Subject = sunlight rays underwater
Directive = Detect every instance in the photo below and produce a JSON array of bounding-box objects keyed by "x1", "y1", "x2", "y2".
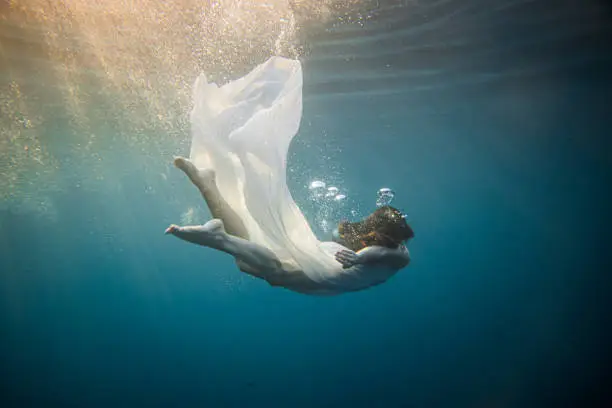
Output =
[
  {"x1": 0, "y1": 0, "x2": 385, "y2": 220},
  {"x1": 0, "y1": 0, "x2": 394, "y2": 300}
]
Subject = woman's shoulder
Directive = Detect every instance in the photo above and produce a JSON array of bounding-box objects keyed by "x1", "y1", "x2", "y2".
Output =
[
  {"x1": 358, "y1": 244, "x2": 410, "y2": 269},
  {"x1": 358, "y1": 243, "x2": 408, "y2": 256}
]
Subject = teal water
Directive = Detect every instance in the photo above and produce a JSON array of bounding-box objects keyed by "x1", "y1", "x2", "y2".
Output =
[{"x1": 1, "y1": 1, "x2": 611, "y2": 407}]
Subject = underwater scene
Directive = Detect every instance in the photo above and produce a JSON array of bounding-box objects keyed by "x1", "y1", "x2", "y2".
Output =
[{"x1": 1, "y1": 0, "x2": 610, "y2": 407}]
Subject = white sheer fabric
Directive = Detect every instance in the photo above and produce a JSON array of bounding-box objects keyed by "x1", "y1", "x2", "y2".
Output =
[{"x1": 188, "y1": 56, "x2": 342, "y2": 283}]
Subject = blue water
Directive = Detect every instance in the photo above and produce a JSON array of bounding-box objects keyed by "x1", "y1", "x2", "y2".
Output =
[{"x1": 1, "y1": 1, "x2": 611, "y2": 407}]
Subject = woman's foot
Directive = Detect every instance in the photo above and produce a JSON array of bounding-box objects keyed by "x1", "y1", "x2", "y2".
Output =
[
  {"x1": 165, "y1": 219, "x2": 227, "y2": 246},
  {"x1": 173, "y1": 156, "x2": 198, "y2": 176},
  {"x1": 173, "y1": 156, "x2": 216, "y2": 190},
  {"x1": 200, "y1": 218, "x2": 225, "y2": 235},
  {"x1": 166, "y1": 218, "x2": 225, "y2": 235},
  {"x1": 165, "y1": 224, "x2": 180, "y2": 235}
]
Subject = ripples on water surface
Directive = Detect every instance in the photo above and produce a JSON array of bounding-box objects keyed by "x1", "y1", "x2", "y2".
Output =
[{"x1": 1, "y1": 0, "x2": 609, "y2": 216}]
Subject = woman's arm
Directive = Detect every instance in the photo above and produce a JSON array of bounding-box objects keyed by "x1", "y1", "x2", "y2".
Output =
[{"x1": 335, "y1": 245, "x2": 410, "y2": 270}]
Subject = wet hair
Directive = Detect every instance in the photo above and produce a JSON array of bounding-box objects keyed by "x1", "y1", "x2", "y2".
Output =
[{"x1": 337, "y1": 206, "x2": 414, "y2": 252}]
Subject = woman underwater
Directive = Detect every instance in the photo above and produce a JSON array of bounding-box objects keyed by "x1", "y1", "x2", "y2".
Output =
[{"x1": 165, "y1": 57, "x2": 414, "y2": 296}]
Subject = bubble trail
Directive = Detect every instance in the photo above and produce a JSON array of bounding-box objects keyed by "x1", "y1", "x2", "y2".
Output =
[{"x1": 376, "y1": 187, "x2": 394, "y2": 207}]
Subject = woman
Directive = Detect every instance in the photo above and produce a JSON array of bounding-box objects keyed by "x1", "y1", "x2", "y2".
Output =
[{"x1": 165, "y1": 56, "x2": 414, "y2": 295}]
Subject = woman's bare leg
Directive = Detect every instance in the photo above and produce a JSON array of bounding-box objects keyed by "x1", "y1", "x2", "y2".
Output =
[
  {"x1": 173, "y1": 156, "x2": 249, "y2": 240},
  {"x1": 171, "y1": 157, "x2": 269, "y2": 276},
  {"x1": 168, "y1": 157, "x2": 317, "y2": 291},
  {"x1": 165, "y1": 220, "x2": 317, "y2": 291},
  {"x1": 165, "y1": 219, "x2": 282, "y2": 280}
]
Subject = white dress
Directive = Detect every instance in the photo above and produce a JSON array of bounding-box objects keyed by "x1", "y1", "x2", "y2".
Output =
[{"x1": 188, "y1": 56, "x2": 401, "y2": 294}]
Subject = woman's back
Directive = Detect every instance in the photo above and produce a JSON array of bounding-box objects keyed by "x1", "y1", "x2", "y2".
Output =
[{"x1": 311, "y1": 241, "x2": 403, "y2": 294}]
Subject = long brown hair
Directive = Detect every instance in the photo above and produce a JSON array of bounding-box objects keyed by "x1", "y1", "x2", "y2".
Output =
[{"x1": 337, "y1": 206, "x2": 414, "y2": 252}]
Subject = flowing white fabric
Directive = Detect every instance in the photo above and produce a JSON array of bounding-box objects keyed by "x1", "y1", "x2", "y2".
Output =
[{"x1": 188, "y1": 56, "x2": 341, "y2": 284}]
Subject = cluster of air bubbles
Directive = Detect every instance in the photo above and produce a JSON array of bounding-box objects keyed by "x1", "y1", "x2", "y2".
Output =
[
  {"x1": 376, "y1": 187, "x2": 395, "y2": 207},
  {"x1": 325, "y1": 186, "x2": 338, "y2": 198},
  {"x1": 308, "y1": 179, "x2": 351, "y2": 234},
  {"x1": 308, "y1": 180, "x2": 325, "y2": 198},
  {"x1": 309, "y1": 180, "x2": 346, "y2": 203}
]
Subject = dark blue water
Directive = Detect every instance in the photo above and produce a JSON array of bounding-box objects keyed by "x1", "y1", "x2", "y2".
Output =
[{"x1": 1, "y1": 1, "x2": 611, "y2": 407}]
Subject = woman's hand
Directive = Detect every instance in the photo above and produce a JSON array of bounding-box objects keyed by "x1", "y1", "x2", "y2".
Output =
[
  {"x1": 165, "y1": 224, "x2": 180, "y2": 235},
  {"x1": 335, "y1": 249, "x2": 361, "y2": 269}
]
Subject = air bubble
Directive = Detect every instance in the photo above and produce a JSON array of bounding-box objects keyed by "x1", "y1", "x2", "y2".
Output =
[
  {"x1": 306, "y1": 180, "x2": 351, "y2": 236},
  {"x1": 309, "y1": 180, "x2": 325, "y2": 189},
  {"x1": 309, "y1": 180, "x2": 326, "y2": 198},
  {"x1": 376, "y1": 187, "x2": 395, "y2": 207},
  {"x1": 325, "y1": 186, "x2": 339, "y2": 198}
]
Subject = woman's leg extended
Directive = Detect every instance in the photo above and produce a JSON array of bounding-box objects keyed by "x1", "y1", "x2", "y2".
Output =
[
  {"x1": 174, "y1": 156, "x2": 249, "y2": 240},
  {"x1": 165, "y1": 219, "x2": 282, "y2": 280}
]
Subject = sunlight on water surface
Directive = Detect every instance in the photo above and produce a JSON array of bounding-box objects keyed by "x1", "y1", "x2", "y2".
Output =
[{"x1": 0, "y1": 0, "x2": 385, "y2": 215}]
